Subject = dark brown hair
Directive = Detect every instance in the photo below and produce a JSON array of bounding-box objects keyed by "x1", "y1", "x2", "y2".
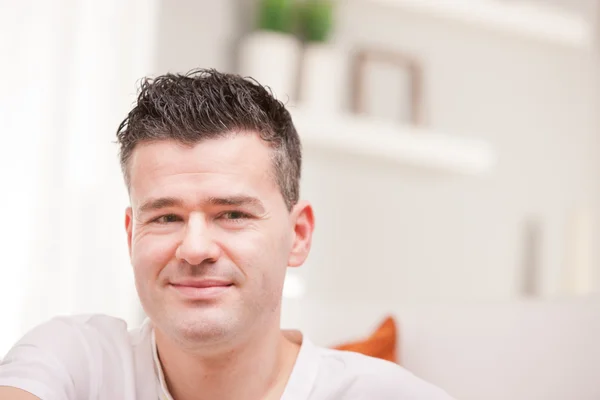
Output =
[{"x1": 116, "y1": 68, "x2": 302, "y2": 209}]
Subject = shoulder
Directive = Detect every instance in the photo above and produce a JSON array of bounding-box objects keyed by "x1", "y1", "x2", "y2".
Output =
[
  {"x1": 0, "y1": 314, "x2": 147, "y2": 400},
  {"x1": 4, "y1": 314, "x2": 138, "y2": 361},
  {"x1": 15, "y1": 314, "x2": 131, "y2": 344},
  {"x1": 314, "y1": 347, "x2": 454, "y2": 399}
]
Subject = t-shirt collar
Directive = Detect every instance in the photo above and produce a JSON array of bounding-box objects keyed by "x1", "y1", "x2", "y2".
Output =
[{"x1": 151, "y1": 329, "x2": 320, "y2": 400}]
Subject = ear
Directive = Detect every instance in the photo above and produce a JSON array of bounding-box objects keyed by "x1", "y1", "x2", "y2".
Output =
[
  {"x1": 288, "y1": 200, "x2": 315, "y2": 268},
  {"x1": 125, "y1": 207, "x2": 133, "y2": 258}
]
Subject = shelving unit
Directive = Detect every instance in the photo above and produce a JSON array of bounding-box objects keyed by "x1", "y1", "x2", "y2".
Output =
[
  {"x1": 291, "y1": 107, "x2": 496, "y2": 176},
  {"x1": 366, "y1": 0, "x2": 592, "y2": 49}
]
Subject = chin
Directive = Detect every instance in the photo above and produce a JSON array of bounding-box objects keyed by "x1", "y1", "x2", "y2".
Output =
[{"x1": 167, "y1": 307, "x2": 240, "y2": 344}]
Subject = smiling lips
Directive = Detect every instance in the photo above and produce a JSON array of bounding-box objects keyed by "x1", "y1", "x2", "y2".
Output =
[{"x1": 169, "y1": 279, "x2": 233, "y2": 300}]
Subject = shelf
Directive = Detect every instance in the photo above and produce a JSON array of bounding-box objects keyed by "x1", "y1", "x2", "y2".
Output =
[
  {"x1": 291, "y1": 108, "x2": 496, "y2": 176},
  {"x1": 365, "y1": 0, "x2": 592, "y2": 49}
]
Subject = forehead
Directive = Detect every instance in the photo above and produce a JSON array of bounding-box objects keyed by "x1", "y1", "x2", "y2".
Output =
[{"x1": 127, "y1": 134, "x2": 277, "y2": 203}]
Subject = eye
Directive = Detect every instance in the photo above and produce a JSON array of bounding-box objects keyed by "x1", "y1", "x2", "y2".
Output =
[
  {"x1": 152, "y1": 214, "x2": 182, "y2": 224},
  {"x1": 220, "y1": 211, "x2": 252, "y2": 221}
]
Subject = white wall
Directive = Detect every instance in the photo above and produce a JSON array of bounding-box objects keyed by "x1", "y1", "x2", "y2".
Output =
[
  {"x1": 154, "y1": 0, "x2": 240, "y2": 74},
  {"x1": 149, "y1": 0, "x2": 600, "y2": 324},
  {"x1": 293, "y1": 1, "x2": 600, "y2": 310},
  {"x1": 508, "y1": 0, "x2": 598, "y2": 22}
]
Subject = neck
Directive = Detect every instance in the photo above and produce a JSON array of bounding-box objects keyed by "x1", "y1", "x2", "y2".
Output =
[{"x1": 154, "y1": 318, "x2": 300, "y2": 400}]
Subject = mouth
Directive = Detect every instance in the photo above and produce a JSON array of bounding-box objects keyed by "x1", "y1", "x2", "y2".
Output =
[{"x1": 168, "y1": 279, "x2": 234, "y2": 300}]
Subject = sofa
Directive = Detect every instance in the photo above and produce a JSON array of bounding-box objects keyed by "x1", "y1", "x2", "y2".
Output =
[{"x1": 285, "y1": 296, "x2": 600, "y2": 400}]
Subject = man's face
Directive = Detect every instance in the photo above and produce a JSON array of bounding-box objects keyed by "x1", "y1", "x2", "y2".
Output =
[{"x1": 125, "y1": 133, "x2": 313, "y2": 345}]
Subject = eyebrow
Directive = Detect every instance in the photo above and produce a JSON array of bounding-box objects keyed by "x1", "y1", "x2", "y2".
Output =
[
  {"x1": 138, "y1": 197, "x2": 183, "y2": 214},
  {"x1": 138, "y1": 195, "x2": 266, "y2": 214},
  {"x1": 206, "y1": 196, "x2": 265, "y2": 213}
]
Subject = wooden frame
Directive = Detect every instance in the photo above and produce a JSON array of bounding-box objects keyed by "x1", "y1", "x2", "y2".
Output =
[{"x1": 350, "y1": 48, "x2": 425, "y2": 126}]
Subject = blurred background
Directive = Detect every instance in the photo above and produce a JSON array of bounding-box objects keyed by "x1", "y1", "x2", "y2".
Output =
[{"x1": 2, "y1": 0, "x2": 600, "y2": 398}]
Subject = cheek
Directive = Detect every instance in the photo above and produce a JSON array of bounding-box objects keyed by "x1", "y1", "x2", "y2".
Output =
[
  {"x1": 221, "y1": 224, "x2": 290, "y2": 284},
  {"x1": 131, "y1": 230, "x2": 178, "y2": 280},
  {"x1": 218, "y1": 230, "x2": 263, "y2": 271}
]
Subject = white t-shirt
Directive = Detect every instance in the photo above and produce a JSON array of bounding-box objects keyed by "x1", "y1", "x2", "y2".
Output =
[{"x1": 0, "y1": 314, "x2": 452, "y2": 399}]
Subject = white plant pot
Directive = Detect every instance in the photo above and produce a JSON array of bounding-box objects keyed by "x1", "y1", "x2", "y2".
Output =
[
  {"x1": 299, "y1": 43, "x2": 345, "y2": 113},
  {"x1": 238, "y1": 31, "x2": 301, "y2": 103}
]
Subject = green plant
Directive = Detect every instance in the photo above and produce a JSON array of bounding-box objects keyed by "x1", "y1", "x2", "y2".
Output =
[
  {"x1": 300, "y1": 0, "x2": 334, "y2": 43},
  {"x1": 257, "y1": 0, "x2": 295, "y2": 34}
]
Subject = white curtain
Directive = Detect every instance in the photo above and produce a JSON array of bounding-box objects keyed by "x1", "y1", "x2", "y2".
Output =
[{"x1": 0, "y1": 0, "x2": 159, "y2": 355}]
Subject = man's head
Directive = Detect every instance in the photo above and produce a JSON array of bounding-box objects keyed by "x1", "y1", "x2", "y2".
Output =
[
  {"x1": 117, "y1": 69, "x2": 314, "y2": 347},
  {"x1": 117, "y1": 69, "x2": 302, "y2": 210}
]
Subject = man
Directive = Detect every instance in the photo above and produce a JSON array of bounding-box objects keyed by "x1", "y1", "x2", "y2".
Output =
[{"x1": 0, "y1": 69, "x2": 452, "y2": 399}]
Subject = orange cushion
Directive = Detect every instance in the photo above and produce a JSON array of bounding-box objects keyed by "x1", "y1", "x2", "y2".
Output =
[{"x1": 333, "y1": 316, "x2": 398, "y2": 363}]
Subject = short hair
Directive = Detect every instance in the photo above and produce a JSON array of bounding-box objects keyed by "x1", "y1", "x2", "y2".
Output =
[{"x1": 116, "y1": 68, "x2": 302, "y2": 209}]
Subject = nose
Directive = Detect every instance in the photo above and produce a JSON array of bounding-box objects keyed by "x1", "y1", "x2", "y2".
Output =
[{"x1": 175, "y1": 213, "x2": 221, "y2": 266}]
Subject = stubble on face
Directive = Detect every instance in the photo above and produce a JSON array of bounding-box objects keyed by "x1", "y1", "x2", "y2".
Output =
[{"x1": 126, "y1": 134, "x2": 294, "y2": 347}]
